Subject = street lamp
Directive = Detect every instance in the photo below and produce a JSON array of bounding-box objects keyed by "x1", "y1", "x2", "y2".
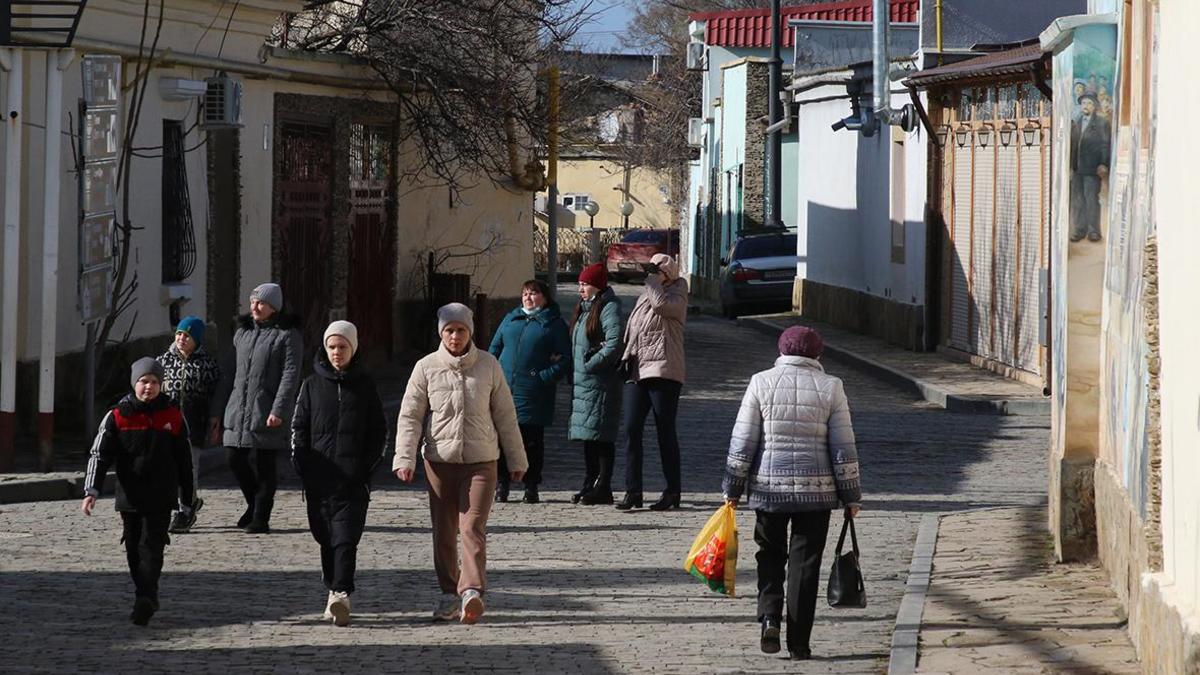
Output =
[
  {"x1": 583, "y1": 200, "x2": 599, "y2": 228},
  {"x1": 620, "y1": 200, "x2": 635, "y2": 229}
]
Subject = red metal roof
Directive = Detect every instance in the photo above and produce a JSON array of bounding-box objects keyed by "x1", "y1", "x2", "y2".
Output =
[{"x1": 692, "y1": 0, "x2": 920, "y2": 48}]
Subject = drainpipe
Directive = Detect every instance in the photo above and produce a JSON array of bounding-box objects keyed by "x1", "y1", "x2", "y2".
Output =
[
  {"x1": 37, "y1": 49, "x2": 75, "y2": 471},
  {"x1": 546, "y1": 66, "x2": 559, "y2": 294},
  {"x1": 872, "y1": 0, "x2": 894, "y2": 126},
  {"x1": 765, "y1": 0, "x2": 784, "y2": 228},
  {"x1": 0, "y1": 48, "x2": 23, "y2": 472}
]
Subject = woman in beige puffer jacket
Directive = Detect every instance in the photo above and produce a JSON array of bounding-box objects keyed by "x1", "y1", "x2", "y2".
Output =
[
  {"x1": 616, "y1": 253, "x2": 689, "y2": 512},
  {"x1": 393, "y1": 303, "x2": 527, "y2": 626}
]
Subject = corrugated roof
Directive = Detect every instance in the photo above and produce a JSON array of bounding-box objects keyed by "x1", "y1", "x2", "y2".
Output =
[
  {"x1": 692, "y1": 0, "x2": 920, "y2": 48},
  {"x1": 904, "y1": 44, "x2": 1046, "y2": 87}
]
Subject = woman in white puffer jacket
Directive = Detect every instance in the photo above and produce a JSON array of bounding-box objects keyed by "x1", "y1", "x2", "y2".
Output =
[
  {"x1": 393, "y1": 303, "x2": 528, "y2": 626},
  {"x1": 722, "y1": 325, "x2": 862, "y2": 662}
]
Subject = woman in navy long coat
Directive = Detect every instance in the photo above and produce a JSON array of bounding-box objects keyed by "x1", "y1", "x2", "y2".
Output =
[{"x1": 488, "y1": 279, "x2": 573, "y2": 503}]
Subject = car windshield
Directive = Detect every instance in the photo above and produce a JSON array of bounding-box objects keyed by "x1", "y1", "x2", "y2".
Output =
[
  {"x1": 733, "y1": 234, "x2": 797, "y2": 260},
  {"x1": 621, "y1": 230, "x2": 667, "y2": 244}
]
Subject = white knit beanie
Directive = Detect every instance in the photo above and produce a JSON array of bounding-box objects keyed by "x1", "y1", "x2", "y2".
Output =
[
  {"x1": 437, "y1": 302, "x2": 474, "y2": 335},
  {"x1": 323, "y1": 320, "x2": 359, "y2": 358}
]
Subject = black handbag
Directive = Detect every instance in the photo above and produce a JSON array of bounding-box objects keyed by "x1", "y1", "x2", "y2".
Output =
[{"x1": 827, "y1": 516, "x2": 867, "y2": 608}]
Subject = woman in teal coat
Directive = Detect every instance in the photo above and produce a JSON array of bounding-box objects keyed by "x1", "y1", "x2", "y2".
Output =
[
  {"x1": 489, "y1": 279, "x2": 573, "y2": 503},
  {"x1": 567, "y1": 264, "x2": 624, "y2": 505}
]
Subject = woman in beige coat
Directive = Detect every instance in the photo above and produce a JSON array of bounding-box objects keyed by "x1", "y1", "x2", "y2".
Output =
[
  {"x1": 393, "y1": 303, "x2": 528, "y2": 625},
  {"x1": 617, "y1": 253, "x2": 689, "y2": 512}
]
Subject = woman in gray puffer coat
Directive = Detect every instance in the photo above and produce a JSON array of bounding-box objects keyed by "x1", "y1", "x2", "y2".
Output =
[
  {"x1": 221, "y1": 282, "x2": 303, "y2": 533},
  {"x1": 722, "y1": 325, "x2": 862, "y2": 662}
]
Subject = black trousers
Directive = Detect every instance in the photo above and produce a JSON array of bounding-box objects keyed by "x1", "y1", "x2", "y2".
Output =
[
  {"x1": 621, "y1": 378, "x2": 682, "y2": 493},
  {"x1": 306, "y1": 493, "x2": 369, "y2": 594},
  {"x1": 227, "y1": 447, "x2": 278, "y2": 524},
  {"x1": 120, "y1": 511, "x2": 171, "y2": 600},
  {"x1": 582, "y1": 440, "x2": 615, "y2": 492},
  {"x1": 755, "y1": 509, "x2": 832, "y2": 651},
  {"x1": 498, "y1": 424, "x2": 545, "y2": 487}
]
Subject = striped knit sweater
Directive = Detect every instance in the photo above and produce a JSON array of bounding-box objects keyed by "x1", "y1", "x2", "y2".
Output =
[{"x1": 722, "y1": 356, "x2": 861, "y2": 512}]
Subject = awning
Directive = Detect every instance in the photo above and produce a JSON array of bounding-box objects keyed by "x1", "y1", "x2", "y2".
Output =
[{"x1": 904, "y1": 44, "x2": 1049, "y2": 88}]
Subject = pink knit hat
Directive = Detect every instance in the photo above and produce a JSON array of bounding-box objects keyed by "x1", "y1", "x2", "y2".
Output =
[{"x1": 778, "y1": 325, "x2": 824, "y2": 359}]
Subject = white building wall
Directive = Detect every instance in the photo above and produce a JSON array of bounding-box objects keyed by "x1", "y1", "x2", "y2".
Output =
[
  {"x1": 1153, "y1": 0, "x2": 1200, "y2": 625},
  {"x1": 792, "y1": 84, "x2": 926, "y2": 306}
]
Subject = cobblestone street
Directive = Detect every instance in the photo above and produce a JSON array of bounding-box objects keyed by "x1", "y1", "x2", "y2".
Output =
[{"x1": 0, "y1": 287, "x2": 1051, "y2": 674}]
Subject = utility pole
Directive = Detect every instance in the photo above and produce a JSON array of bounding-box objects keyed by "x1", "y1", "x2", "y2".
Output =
[{"x1": 765, "y1": 0, "x2": 784, "y2": 229}]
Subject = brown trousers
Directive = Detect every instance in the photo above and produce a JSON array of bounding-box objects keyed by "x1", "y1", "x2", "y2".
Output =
[{"x1": 424, "y1": 459, "x2": 498, "y2": 595}]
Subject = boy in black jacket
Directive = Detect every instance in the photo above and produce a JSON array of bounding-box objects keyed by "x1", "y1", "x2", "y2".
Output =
[
  {"x1": 291, "y1": 321, "x2": 386, "y2": 627},
  {"x1": 81, "y1": 357, "x2": 196, "y2": 626}
]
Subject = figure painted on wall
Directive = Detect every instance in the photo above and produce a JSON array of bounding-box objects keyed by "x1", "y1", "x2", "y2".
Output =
[
  {"x1": 1099, "y1": 93, "x2": 1114, "y2": 121},
  {"x1": 1072, "y1": 80, "x2": 1088, "y2": 120},
  {"x1": 1070, "y1": 92, "x2": 1111, "y2": 243}
]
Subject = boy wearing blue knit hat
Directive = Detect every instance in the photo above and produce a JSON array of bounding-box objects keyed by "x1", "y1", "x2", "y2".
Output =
[{"x1": 158, "y1": 315, "x2": 221, "y2": 533}]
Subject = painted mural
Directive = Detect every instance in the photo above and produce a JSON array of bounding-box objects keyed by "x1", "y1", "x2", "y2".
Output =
[{"x1": 1069, "y1": 33, "x2": 1116, "y2": 243}]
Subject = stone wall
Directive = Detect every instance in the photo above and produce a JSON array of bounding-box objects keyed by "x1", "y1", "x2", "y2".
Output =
[
  {"x1": 800, "y1": 278, "x2": 924, "y2": 351},
  {"x1": 741, "y1": 61, "x2": 769, "y2": 230},
  {"x1": 1095, "y1": 458, "x2": 1200, "y2": 674}
]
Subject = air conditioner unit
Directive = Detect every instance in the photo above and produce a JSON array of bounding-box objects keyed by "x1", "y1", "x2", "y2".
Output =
[
  {"x1": 687, "y1": 117, "x2": 704, "y2": 147},
  {"x1": 686, "y1": 42, "x2": 706, "y2": 72},
  {"x1": 201, "y1": 73, "x2": 243, "y2": 129}
]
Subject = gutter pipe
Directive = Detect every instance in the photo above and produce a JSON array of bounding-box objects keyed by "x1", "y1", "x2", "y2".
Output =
[{"x1": 0, "y1": 48, "x2": 22, "y2": 471}]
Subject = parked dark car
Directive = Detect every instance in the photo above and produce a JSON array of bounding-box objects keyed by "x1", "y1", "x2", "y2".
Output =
[
  {"x1": 606, "y1": 228, "x2": 681, "y2": 282},
  {"x1": 718, "y1": 231, "x2": 799, "y2": 318}
]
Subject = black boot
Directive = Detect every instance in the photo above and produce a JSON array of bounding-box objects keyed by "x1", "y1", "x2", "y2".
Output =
[
  {"x1": 760, "y1": 617, "x2": 781, "y2": 654},
  {"x1": 615, "y1": 492, "x2": 643, "y2": 510},
  {"x1": 521, "y1": 486, "x2": 540, "y2": 504},
  {"x1": 648, "y1": 491, "x2": 681, "y2": 511},
  {"x1": 130, "y1": 597, "x2": 158, "y2": 626},
  {"x1": 581, "y1": 487, "x2": 613, "y2": 505},
  {"x1": 236, "y1": 505, "x2": 253, "y2": 529},
  {"x1": 245, "y1": 497, "x2": 272, "y2": 533},
  {"x1": 495, "y1": 482, "x2": 510, "y2": 503},
  {"x1": 572, "y1": 485, "x2": 593, "y2": 504}
]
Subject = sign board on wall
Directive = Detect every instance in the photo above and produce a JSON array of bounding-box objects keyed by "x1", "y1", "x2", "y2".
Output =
[{"x1": 77, "y1": 55, "x2": 121, "y2": 324}]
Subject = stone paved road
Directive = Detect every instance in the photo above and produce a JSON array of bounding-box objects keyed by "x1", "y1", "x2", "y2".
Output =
[{"x1": 0, "y1": 285, "x2": 1050, "y2": 674}]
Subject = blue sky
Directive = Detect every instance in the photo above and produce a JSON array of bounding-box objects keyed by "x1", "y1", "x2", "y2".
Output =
[{"x1": 567, "y1": 0, "x2": 637, "y2": 53}]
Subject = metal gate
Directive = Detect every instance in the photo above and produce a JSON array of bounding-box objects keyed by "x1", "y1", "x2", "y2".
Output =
[
  {"x1": 347, "y1": 123, "x2": 395, "y2": 360},
  {"x1": 276, "y1": 120, "x2": 334, "y2": 356},
  {"x1": 941, "y1": 83, "x2": 1051, "y2": 379}
]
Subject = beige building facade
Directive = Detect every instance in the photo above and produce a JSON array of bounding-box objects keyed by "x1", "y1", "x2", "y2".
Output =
[{"x1": 0, "y1": 0, "x2": 533, "y2": 455}]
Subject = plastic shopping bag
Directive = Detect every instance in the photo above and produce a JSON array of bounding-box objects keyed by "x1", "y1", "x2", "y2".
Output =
[{"x1": 683, "y1": 503, "x2": 738, "y2": 596}]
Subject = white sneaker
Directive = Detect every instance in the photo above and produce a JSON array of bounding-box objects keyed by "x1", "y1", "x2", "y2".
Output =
[
  {"x1": 432, "y1": 593, "x2": 460, "y2": 621},
  {"x1": 323, "y1": 591, "x2": 336, "y2": 620},
  {"x1": 329, "y1": 591, "x2": 351, "y2": 627},
  {"x1": 460, "y1": 589, "x2": 484, "y2": 625}
]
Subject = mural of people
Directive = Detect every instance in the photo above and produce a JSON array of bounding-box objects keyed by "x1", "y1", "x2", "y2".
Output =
[{"x1": 1069, "y1": 92, "x2": 1111, "y2": 242}]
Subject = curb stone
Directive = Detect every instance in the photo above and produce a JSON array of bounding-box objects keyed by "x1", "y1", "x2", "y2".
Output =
[
  {"x1": 738, "y1": 317, "x2": 1049, "y2": 416},
  {"x1": 888, "y1": 513, "x2": 940, "y2": 675}
]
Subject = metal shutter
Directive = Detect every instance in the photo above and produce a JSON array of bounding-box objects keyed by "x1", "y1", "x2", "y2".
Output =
[
  {"x1": 971, "y1": 143, "x2": 995, "y2": 359},
  {"x1": 949, "y1": 142, "x2": 973, "y2": 351},
  {"x1": 994, "y1": 140, "x2": 1019, "y2": 368},
  {"x1": 1017, "y1": 141, "x2": 1045, "y2": 374}
]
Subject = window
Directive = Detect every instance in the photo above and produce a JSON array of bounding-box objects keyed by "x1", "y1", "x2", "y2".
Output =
[
  {"x1": 161, "y1": 120, "x2": 197, "y2": 283},
  {"x1": 733, "y1": 234, "x2": 797, "y2": 260},
  {"x1": 620, "y1": 229, "x2": 667, "y2": 244},
  {"x1": 561, "y1": 193, "x2": 591, "y2": 211},
  {"x1": 890, "y1": 132, "x2": 906, "y2": 264}
]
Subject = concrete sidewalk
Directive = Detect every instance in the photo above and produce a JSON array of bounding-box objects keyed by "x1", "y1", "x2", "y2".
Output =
[
  {"x1": 740, "y1": 313, "x2": 1049, "y2": 415},
  {"x1": 903, "y1": 507, "x2": 1140, "y2": 674}
]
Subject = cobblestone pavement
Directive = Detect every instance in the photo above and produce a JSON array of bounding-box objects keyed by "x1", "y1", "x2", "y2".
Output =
[
  {"x1": 917, "y1": 508, "x2": 1139, "y2": 674},
  {"x1": 0, "y1": 286, "x2": 1051, "y2": 674}
]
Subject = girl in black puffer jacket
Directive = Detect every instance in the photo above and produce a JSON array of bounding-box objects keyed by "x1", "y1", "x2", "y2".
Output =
[{"x1": 291, "y1": 321, "x2": 387, "y2": 627}]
